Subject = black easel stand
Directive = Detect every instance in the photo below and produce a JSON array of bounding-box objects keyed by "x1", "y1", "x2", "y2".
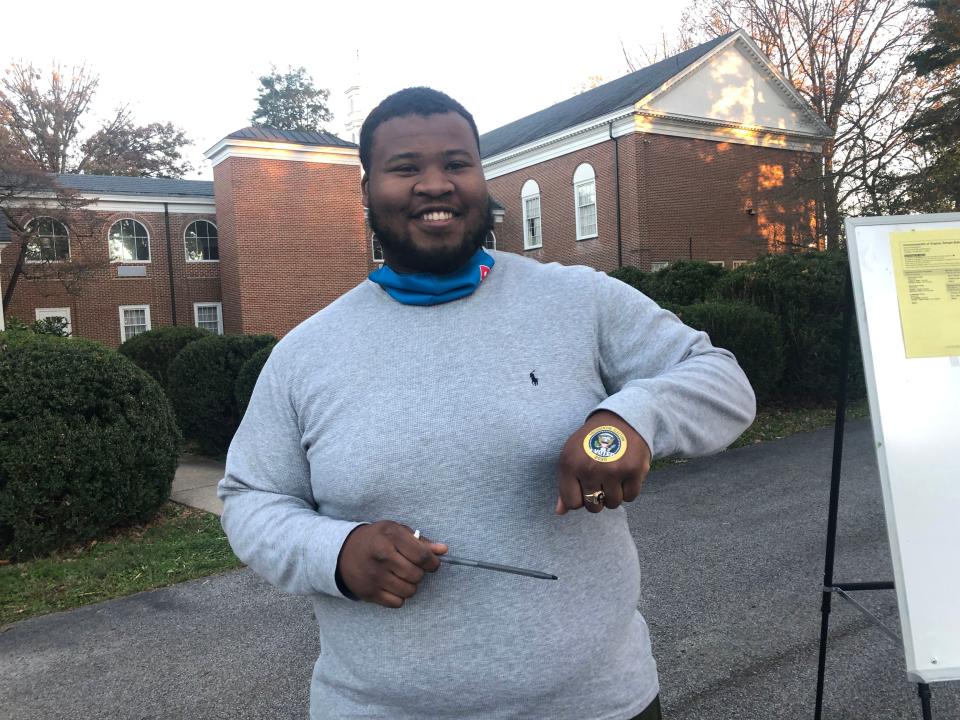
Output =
[{"x1": 812, "y1": 272, "x2": 933, "y2": 720}]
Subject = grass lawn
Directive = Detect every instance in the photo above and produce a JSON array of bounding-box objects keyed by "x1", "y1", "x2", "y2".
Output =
[
  {"x1": 0, "y1": 502, "x2": 242, "y2": 627},
  {"x1": 1, "y1": 399, "x2": 870, "y2": 627}
]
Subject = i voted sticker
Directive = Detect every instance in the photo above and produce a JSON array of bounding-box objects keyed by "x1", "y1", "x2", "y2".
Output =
[{"x1": 583, "y1": 426, "x2": 627, "y2": 462}]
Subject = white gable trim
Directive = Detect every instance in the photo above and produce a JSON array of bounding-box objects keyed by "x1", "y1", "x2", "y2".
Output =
[
  {"x1": 483, "y1": 110, "x2": 635, "y2": 180},
  {"x1": 636, "y1": 30, "x2": 832, "y2": 138},
  {"x1": 4, "y1": 194, "x2": 215, "y2": 214},
  {"x1": 633, "y1": 110, "x2": 825, "y2": 152},
  {"x1": 482, "y1": 29, "x2": 831, "y2": 179},
  {"x1": 204, "y1": 138, "x2": 361, "y2": 168}
]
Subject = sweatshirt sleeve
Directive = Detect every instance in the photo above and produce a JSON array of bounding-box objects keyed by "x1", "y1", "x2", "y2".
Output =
[
  {"x1": 590, "y1": 272, "x2": 756, "y2": 459},
  {"x1": 217, "y1": 353, "x2": 363, "y2": 598}
]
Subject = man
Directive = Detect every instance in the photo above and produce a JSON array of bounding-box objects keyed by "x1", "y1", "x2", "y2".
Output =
[{"x1": 219, "y1": 87, "x2": 755, "y2": 719}]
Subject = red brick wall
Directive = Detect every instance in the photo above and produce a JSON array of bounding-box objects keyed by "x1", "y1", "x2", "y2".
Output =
[
  {"x1": 486, "y1": 132, "x2": 820, "y2": 271},
  {"x1": 1, "y1": 207, "x2": 220, "y2": 347},
  {"x1": 213, "y1": 156, "x2": 371, "y2": 337},
  {"x1": 486, "y1": 143, "x2": 622, "y2": 271}
]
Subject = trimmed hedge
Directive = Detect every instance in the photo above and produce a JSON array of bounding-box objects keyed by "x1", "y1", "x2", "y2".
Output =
[
  {"x1": 674, "y1": 301, "x2": 785, "y2": 402},
  {"x1": 610, "y1": 261, "x2": 727, "y2": 305},
  {"x1": 235, "y1": 343, "x2": 276, "y2": 419},
  {"x1": 118, "y1": 325, "x2": 212, "y2": 388},
  {"x1": 0, "y1": 334, "x2": 181, "y2": 560},
  {"x1": 716, "y1": 249, "x2": 864, "y2": 401},
  {"x1": 167, "y1": 334, "x2": 277, "y2": 455}
]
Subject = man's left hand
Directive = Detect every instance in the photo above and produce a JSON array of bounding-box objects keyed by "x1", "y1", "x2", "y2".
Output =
[{"x1": 556, "y1": 410, "x2": 651, "y2": 514}]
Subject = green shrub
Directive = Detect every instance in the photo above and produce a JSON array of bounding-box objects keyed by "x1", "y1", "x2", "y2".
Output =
[
  {"x1": 2, "y1": 316, "x2": 69, "y2": 337},
  {"x1": 118, "y1": 325, "x2": 212, "y2": 388},
  {"x1": 167, "y1": 334, "x2": 277, "y2": 455},
  {"x1": 610, "y1": 261, "x2": 727, "y2": 305},
  {"x1": 0, "y1": 334, "x2": 181, "y2": 560},
  {"x1": 716, "y1": 249, "x2": 864, "y2": 401},
  {"x1": 235, "y1": 343, "x2": 276, "y2": 419},
  {"x1": 674, "y1": 301, "x2": 785, "y2": 402}
]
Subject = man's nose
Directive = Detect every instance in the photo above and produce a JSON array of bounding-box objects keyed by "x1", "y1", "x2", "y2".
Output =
[{"x1": 414, "y1": 166, "x2": 454, "y2": 196}]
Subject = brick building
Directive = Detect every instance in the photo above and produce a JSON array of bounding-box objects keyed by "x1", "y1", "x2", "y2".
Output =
[
  {"x1": 481, "y1": 29, "x2": 831, "y2": 270},
  {"x1": 0, "y1": 30, "x2": 829, "y2": 345}
]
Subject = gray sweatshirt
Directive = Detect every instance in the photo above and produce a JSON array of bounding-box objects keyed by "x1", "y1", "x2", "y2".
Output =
[{"x1": 219, "y1": 250, "x2": 756, "y2": 719}]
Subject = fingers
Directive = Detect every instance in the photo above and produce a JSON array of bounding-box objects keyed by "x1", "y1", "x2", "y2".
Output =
[
  {"x1": 557, "y1": 462, "x2": 583, "y2": 515},
  {"x1": 338, "y1": 521, "x2": 448, "y2": 609}
]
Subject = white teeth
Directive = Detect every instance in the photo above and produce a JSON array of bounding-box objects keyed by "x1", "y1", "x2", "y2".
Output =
[{"x1": 421, "y1": 211, "x2": 453, "y2": 221}]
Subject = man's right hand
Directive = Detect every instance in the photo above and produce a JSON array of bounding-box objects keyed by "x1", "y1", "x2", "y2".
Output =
[{"x1": 337, "y1": 521, "x2": 448, "y2": 608}]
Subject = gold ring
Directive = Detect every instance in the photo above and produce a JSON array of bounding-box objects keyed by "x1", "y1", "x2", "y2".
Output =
[{"x1": 583, "y1": 490, "x2": 605, "y2": 505}]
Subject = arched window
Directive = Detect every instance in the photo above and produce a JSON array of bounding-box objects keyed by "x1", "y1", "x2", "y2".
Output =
[
  {"x1": 521, "y1": 179, "x2": 542, "y2": 250},
  {"x1": 108, "y1": 219, "x2": 150, "y2": 262},
  {"x1": 184, "y1": 220, "x2": 219, "y2": 262},
  {"x1": 25, "y1": 217, "x2": 70, "y2": 262},
  {"x1": 573, "y1": 164, "x2": 597, "y2": 240}
]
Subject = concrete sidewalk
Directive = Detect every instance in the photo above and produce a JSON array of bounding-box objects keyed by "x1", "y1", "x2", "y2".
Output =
[{"x1": 170, "y1": 454, "x2": 224, "y2": 516}]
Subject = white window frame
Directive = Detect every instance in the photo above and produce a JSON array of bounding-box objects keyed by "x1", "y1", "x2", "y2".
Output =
[
  {"x1": 35, "y1": 307, "x2": 72, "y2": 335},
  {"x1": 371, "y1": 234, "x2": 383, "y2": 263},
  {"x1": 651, "y1": 261, "x2": 669, "y2": 272},
  {"x1": 183, "y1": 220, "x2": 219, "y2": 263},
  {"x1": 732, "y1": 260, "x2": 751, "y2": 269},
  {"x1": 193, "y1": 302, "x2": 223, "y2": 335},
  {"x1": 109, "y1": 219, "x2": 151, "y2": 264},
  {"x1": 521, "y1": 179, "x2": 542, "y2": 250},
  {"x1": 24, "y1": 217, "x2": 71, "y2": 264},
  {"x1": 708, "y1": 260, "x2": 726, "y2": 268},
  {"x1": 118, "y1": 304, "x2": 152, "y2": 342},
  {"x1": 484, "y1": 231, "x2": 497, "y2": 251},
  {"x1": 573, "y1": 164, "x2": 598, "y2": 240}
]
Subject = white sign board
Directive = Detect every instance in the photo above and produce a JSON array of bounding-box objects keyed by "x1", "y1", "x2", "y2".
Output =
[{"x1": 846, "y1": 213, "x2": 960, "y2": 684}]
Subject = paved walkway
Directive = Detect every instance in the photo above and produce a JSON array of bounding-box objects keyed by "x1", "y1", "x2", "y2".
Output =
[
  {"x1": 170, "y1": 454, "x2": 224, "y2": 516},
  {"x1": 2, "y1": 420, "x2": 958, "y2": 718}
]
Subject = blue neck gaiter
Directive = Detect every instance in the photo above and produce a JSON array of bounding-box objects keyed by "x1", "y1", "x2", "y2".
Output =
[{"x1": 369, "y1": 248, "x2": 495, "y2": 306}]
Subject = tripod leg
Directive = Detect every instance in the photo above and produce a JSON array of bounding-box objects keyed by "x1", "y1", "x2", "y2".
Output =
[
  {"x1": 814, "y1": 590, "x2": 833, "y2": 720},
  {"x1": 917, "y1": 683, "x2": 932, "y2": 720}
]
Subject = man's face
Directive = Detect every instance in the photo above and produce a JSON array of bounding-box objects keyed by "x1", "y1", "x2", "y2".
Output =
[{"x1": 362, "y1": 112, "x2": 491, "y2": 274}]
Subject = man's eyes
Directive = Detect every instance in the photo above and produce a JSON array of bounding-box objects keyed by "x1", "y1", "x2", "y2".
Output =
[{"x1": 387, "y1": 161, "x2": 471, "y2": 174}]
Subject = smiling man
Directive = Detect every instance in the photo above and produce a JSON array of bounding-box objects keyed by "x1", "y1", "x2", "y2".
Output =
[{"x1": 219, "y1": 87, "x2": 756, "y2": 719}]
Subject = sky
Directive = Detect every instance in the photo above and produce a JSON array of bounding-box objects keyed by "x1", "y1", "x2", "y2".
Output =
[{"x1": 3, "y1": 0, "x2": 687, "y2": 178}]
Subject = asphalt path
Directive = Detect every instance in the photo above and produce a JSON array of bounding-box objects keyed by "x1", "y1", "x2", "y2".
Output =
[{"x1": 1, "y1": 419, "x2": 958, "y2": 719}]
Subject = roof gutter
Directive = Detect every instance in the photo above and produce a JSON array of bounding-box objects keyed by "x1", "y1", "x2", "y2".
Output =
[
  {"x1": 163, "y1": 203, "x2": 177, "y2": 325},
  {"x1": 609, "y1": 121, "x2": 623, "y2": 269}
]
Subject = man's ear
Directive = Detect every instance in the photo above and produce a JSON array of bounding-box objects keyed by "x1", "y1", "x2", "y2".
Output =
[{"x1": 361, "y1": 174, "x2": 369, "y2": 207}]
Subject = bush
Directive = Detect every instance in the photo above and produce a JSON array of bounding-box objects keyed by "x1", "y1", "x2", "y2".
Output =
[
  {"x1": 610, "y1": 261, "x2": 727, "y2": 305},
  {"x1": 0, "y1": 334, "x2": 181, "y2": 560},
  {"x1": 118, "y1": 325, "x2": 212, "y2": 388},
  {"x1": 167, "y1": 334, "x2": 277, "y2": 455},
  {"x1": 674, "y1": 301, "x2": 785, "y2": 402},
  {"x1": 3, "y1": 316, "x2": 70, "y2": 337},
  {"x1": 235, "y1": 343, "x2": 276, "y2": 419},
  {"x1": 716, "y1": 249, "x2": 864, "y2": 401}
]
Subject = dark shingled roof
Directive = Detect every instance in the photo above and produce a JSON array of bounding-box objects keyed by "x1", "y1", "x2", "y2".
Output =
[
  {"x1": 227, "y1": 126, "x2": 357, "y2": 148},
  {"x1": 479, "y1": 32, "x2": 735, "y2": 159},
  {"x1": 0, "y1": 219, "x2": 10, "y2": 244},
  {"x1": 54, "y1": 174, "x2": 213, "y2": 197}
]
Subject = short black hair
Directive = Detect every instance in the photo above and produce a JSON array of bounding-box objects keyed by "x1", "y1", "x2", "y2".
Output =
[{"x1": 359, "y1": 87, "x2": 480, "y2": 173}]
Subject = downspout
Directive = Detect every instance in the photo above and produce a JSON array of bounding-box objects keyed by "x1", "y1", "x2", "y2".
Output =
[
  {"x1": 163, "y1": 203, "x2": 177, "y2": 325},
  {"x1": 608, "y1": 121, "x2": 623, "y2": 269}
]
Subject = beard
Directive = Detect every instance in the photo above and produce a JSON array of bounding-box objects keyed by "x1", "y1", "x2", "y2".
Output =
[{"x1": 369, "y1": 195, "x2": 495, "y2": 275}]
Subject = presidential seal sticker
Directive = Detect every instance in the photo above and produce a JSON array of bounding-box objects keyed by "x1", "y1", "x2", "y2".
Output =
[{"x1": 583, "y1": 426, "x2": 627, "y2": 463}]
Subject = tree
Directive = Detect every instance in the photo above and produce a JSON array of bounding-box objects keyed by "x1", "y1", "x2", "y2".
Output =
[
  {"x1": 1, "y1": 121, "x2": 99, "y2": 309},
  {"x1": 251, "y1": 65, "x2": 333, "y2": 132},
  {"x1": 898, "y1": 0, "x2": 960, "y2": 210},
  {"x1": 670, "y1": 0, "x2": 942, "y2": 246},
  {"x1": 0, "y1": 61, "x2": 193, "y2": 177}
]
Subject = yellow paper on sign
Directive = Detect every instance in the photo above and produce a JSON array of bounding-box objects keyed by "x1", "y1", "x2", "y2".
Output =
[{"x1": 890, "y1": 229, "x2": 960, "y2": 358}]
